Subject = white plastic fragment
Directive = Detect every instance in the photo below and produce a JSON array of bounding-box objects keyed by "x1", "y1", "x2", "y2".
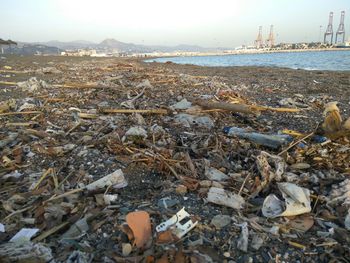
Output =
[
  {"x1": 345, "y1": 210, "x2": 350, "y2": 231},
  {"x1": 86, "y1": 169, "x2": 127, "y2": 191},
  {"x1": 0, "y1": 223, "x2": 5, "y2": 232},
  {"x1": 261, "y1": 194, "x2": 284, "y2": 218},
  {"x1": 103, "y1": 194, "x2": 118, "y2": 205},
  {"x1": 0, "y1": 242, "x2": 54, "y2": 262},
  {"x1": 17, "y1": 77, "x2": 50, "y2": 92},
  {"x1": 156, "y1": 207, "x2": 198, "y2": 238},
  {"x1": 207, "y1": 187, "x2": 245, "y2": 210},
  {"x1": 262, "y1": 182, "x2": 311, "y2": 218},
  {"x1": 10, "y1": 228, "x2": 39, "y2": 243},
  {"x1": 2, "y1": 171, "x2": 22, "y2": 181},
  {"x1": 236, "y1": 222, "x2": 249, "y2": 252}
]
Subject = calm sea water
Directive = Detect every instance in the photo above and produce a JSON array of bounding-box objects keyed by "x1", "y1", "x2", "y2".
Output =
[{"x1": 146, "y1": 50, "x2": 350, "y2": 71}]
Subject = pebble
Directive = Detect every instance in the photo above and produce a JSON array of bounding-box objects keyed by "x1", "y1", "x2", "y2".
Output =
[
  {"x1": 290, "y1": 163, "x2": 311, "y2": 170},
  {"x1": 212, "y1": 181, "x2": 223, "y2": 188},
  {"x1": 81, "y1": 135, "x2": 93, "y2": 143},
  {"x1": 157, "y1": 197, "x2": 179, "y2": 209},
  {"x1": 176, "y1": 185, "x2": 188, "y2": 195},
  {"x1": 211, "y1": 215, "x2": 231, "y2": 229},
  {"x1": 199, "y1": 180, "x2": 212, "y2": 188},
  {"x1": 122, "y1": 243, "x2": 132, "y2": 257}
]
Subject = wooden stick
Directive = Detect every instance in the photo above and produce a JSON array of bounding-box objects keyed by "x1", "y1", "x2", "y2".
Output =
[
  {"x1": 278, "y1": 132, "x2": 314, "y2": 156},
  {"x1": 254, "y1": 106, "x2": 301, "y2": 113},
  {"x1": 0, "y1": 81, "x2": 17, "y2": 86},
  {"x1": 32, "y1": 221, "x2": 69, "y2": 242},
  {"x1": 5, "y1": 122, "x2": 37, "y2": 127},
  {"x1": 193, "y1": 100, "x2": 256, "y2": 114},
  {"x1": 0, "y1": 111, "x2": 43, "y2": 117},
  {"x1": 101, "y1": 108, "x2": 168, "y2": 115},
  {"x1": 44, "y1": 188, "x2": 84, "y2": 204},
  {"x1": 33, "y1": 168, "x2": 53, "y2": 190},
  {"x1": 53, "y1": 83, "x2": 105, "y2": 89},
  {"x1": 184, "y1": 152, "x2": 198, "y2": 178}
]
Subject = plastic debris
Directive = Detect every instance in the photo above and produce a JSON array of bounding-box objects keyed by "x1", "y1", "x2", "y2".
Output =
[
  {"x1": 224, "y1": 126, "x2": 293, "y2": 149},
  {"x1": 10, "y1": 228, "x2": 39, "y2": 243},
  {"x1": 86, "y1": 169, "x2": 127, "y2": 191},
  {"x1": 262, "y1": 183, "x2": 311, "y2": 218},
  {"x1": 156, "y1": 207, "x2": 198, "y2": 239},
  {"x1": 61, "y1": 218, "x2": 89, "y2": 240},
  {"x1": 17, "y1": 77, "x2": 50, "y2": 92},
  {"x1": 206, "y1": 187, "x2": 245, "y2": 210},
  {"x1": 0, "y1": 242, "x2": 54, "y2": 263},
  {"x1": 237, "y1": 222, "x2": 249, "y2": 252}
]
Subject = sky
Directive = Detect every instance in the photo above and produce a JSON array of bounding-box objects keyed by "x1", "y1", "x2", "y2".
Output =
[{"x1": 0, "y1": 0, "x2": 349, "y2": 47}]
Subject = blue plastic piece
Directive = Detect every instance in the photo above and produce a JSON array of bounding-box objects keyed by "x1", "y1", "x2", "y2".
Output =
[{"x1": 312, "y1": 135, "x2": 328, "y2": 143}]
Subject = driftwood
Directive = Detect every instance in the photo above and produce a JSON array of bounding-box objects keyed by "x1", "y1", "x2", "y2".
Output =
[
  {"x1": 193, "y1": 99, "x2": 256, "y2": 114},
  {"x1": 193, "y1": 99, "x2": 300, "y2": 114}
]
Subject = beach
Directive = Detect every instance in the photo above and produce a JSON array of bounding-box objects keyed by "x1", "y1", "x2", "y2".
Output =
[{"x1": 0, "y1": 55, "x2": 350, "y2": 262}]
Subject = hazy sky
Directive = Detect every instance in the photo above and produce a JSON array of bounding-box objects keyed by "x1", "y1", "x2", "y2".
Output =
[{"x1": 1, "y1": 0, "x2": 348, "y2": 47}]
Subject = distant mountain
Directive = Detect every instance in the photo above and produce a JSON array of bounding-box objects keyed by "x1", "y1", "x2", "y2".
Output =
[
  {"x1": 33, "y1": 40, "x2": 96, "y2": 50},
  {"x1": 25, "y1": 38, "x2": 225, "y2": 53},
  {"x1": 98, "y1": 38, "x2": 152, "y2": 52}
]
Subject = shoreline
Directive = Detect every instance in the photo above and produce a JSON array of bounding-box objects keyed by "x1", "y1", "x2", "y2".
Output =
[
  {"x1": 142, "y1": 48, "x2": 350, "y2": 72},
  {"x1": 143, "y1": 47, "x2": 350, "y2": 60}
]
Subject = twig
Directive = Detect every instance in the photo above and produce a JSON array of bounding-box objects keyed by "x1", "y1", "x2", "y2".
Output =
[
  {"x1": 101, "y1": 108, "x2": 168, "y2": 115},
  {"x1": 184, "y1": 152, "x2": 198, "y2": 178},
  {"x1": 0, "y1": 111, "x2": 43, "y2": 117},
  {"x1": 238, "y1": 172, "x2": 251, "y2": 196},
  {"x1": 44, "y1": 188, "x2": 84, "y2": 204},
  {"x1": 278, "y1": 132, "x2": 314, "y2": 156}
]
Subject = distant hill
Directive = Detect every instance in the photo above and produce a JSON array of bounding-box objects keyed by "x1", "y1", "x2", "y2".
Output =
[
  {"x1": 2, "y1": 43, "x2": 62, "y2": 55},
  {"x1": 24, "y1": 38, "x2": 225, "y2": 53},
  {"x1": 32, "y1": 40, "x2": 96, "y2": 50}
]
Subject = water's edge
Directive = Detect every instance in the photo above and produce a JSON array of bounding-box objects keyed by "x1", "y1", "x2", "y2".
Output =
[{"x1": 145, "y1": 50, "x2": 350, "y2": 71}]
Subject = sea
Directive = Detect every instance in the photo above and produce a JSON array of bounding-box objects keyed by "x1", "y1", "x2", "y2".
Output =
[{"x1": 146, "y1": 50, "x2": 350, "y2": 71}]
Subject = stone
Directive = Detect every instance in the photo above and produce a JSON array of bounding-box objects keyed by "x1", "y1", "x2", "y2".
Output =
[
  {"x1": 171, "y1": 98, "x2": 192, "y2": 110},
  {"x1": 122, "y1": 243, "x2": 132, "y2": 257},
  {"x1": 174, "y1": 114, "x2": 214, "y2": 129},
  {"x1": 176, "y1": 185, "x2": 187, "y2": 195},
  {"x1": 289, "y1": 163, "x2": 311, "y2": 170},
  {"x1": 205, "y1": 167, "x2": 229, "y2": 181},
  {"x1": 211, "y1": 215, "x2": 231, "y2": 229},
  {"x1": 157, "y1": 197, "x2": 179, "y2": 209},
  {"x1": 125, "y1": 126, "x2": 147, "y2": 138},
  {"x1": 81, "y1": 135, "x2": 93, "y2": 143},
  {"x1": 199, "y1": 180, "x2": 212, "y2": 188},
  {"x1": 211, "y1": 181, "x2": 224, "y2": 188}
]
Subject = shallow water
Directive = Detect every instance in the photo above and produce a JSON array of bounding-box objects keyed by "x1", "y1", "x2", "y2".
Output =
[{"x1": 146, "y1": 50, "x2": 350, "y2": 71}]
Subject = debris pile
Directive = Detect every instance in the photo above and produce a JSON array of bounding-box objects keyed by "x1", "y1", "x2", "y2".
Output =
[{"x1": 0, "y1": 58, "x2": 349, "y2": 262}]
